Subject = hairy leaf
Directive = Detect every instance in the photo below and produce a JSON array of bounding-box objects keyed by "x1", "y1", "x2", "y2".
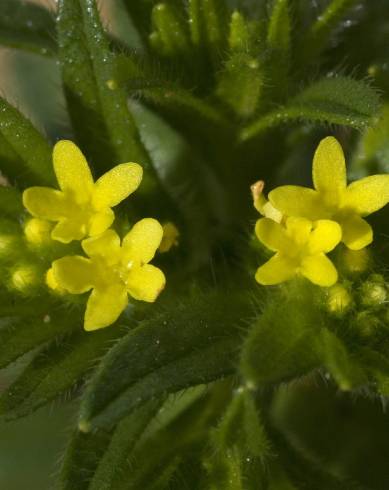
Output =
[
  {"x1": 0, "y1": 310, "x2": 79, "y2": 370},
  {"x1": 0, "y1": 97, "x2": 54, "y2": 186},
  {"x1": 79, "y1": 291, "x2": 251, "y2": 430},
  {"x1": 240, "y1": 77, "x2": 380, "y2": 141},
  {"x1": 299, "y1": 0, "x2": 361, "y2": 64},
  {"x1": 57, "y1": 0, "x2": 150, "y2": 175},
  {"x1": 0, "y1": 0, "x2": 56, "y2": 56},
  {"x1": 0, "y1": 325, "x2": 120, "y2": 420}
]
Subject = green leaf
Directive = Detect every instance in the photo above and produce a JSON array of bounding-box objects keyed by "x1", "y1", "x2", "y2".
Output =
[
  {"x1": 240, "y1": 76, "x2": 381, "y2": 141},
  {"x1": 60, "y1": 399, "x2": 162, "y2": 490},
  {"x1": 188, "y1": 0, "x2": 229, "y2": 64},
  {"x1": 0, "y1": 97, "x2": 54, "y2": 186},
  {"x1": 204, "y1": 390, "x2": 269, "y2": 490},
  {"x1": 240, "y1": 287, "x2": 322, "y2": 388},
  {"x1": 0, "y1": 326, "x2": 120, "y2": 420},
  {"x1": 79, "y1": 291, "x2": 251, "y2": 431},
  {"x1": 298, "y1": 0, "x2": 361, "y2": 64},
  {"x1": 60, "y1": 428, "x2": 113, "y2": 490},
  {"x1": 87, "y1": 399, "x2": 164, "y2": 490},
  {"x1": 57, "y1": 0, "x2": 151, "y2": 175},
  {"x1": 216, "y1": 52, "x2": 264, "y2": 118},
  {"x1": 319, "y1": 328, "x2": 366, "y2": 391},
  {"x1": 0, "y1": 309, "x2": 79, "y2": 370},
  {"x1": 0, "y1": 0, "x2": 56, "y2": 56},
  {"x1": 266, "y1": 0, "x2": 291, "y2": 99},
  {"x1": 150, "y1": 3, "x2": 191, "y2": 57}
]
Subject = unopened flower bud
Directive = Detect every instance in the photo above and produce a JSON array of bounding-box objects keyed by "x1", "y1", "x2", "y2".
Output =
[
  {"x1": 327, "y1": 284, "x2": 352, "y2": 314},
  {"x1": 24, "y1": 218, "x2": 52, "y2": 246},
  {"x1": 10, "y1": 265, "x2": 40, "y2": 293},
  {"x1": 342, "y1": 248, "x2": 370, "y2": 274},
  {"x1": 360, "y1": 277, "x2": 387, "y2": 307}
]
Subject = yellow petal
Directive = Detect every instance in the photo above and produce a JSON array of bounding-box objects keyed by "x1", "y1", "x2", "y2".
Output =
[
  {"x1": 307, "y1": 220, "x2": 342, "y2": 254},
  {"x1": 312, "y1": 136, "x2": 346, "y2": 202},
  {"x1": 82, "y1": 229, "x2": 121, "y2": 263},
  {"x1": 52, "y1": 256, "x2": 96, "y2": 293},
  {"x1": 84, "y1": 284, "x2": 128, "y2": 331},
  {"x1": 122, "y1": 218, "x2": 163, "y2": 265},
  {"x1": 300, "y1": 254, "x2": 338, "y2": 287},
  {"x1": 255, "y1": 253, "x2": 296, "y2": 285},
  {"x1": 88, "y1": 209, "x2": 115, "y2": 236},
  {"x1": 285, "y1": 217, "x2": 312, "y2": 246},
  {"x1": 92, "y1": 163, "x2": 143, "y2": 210},
  {"x1": 340, "y1": 215, "x2": 373, "y2": 250},
  {"x1": 269, "y1": 186, "x2": 324, "y2": 220},
  {"x1": 255, "y1": 218, "x2": 288, "y2": 252},
  {"x1": 53, "y1": 140, "x2": 94, "y2": 202},
  {"x1": 126, "y1": 264, "x2": 166, "y2": 302},
  {"x1": 23, "y1": 187, "x2": 67, "y2": 220},
  {"x1": 51, "y1": 218, "x2": 86, "y2": 243},
  {"x1": 344, "y1": 175, "x2": 389, "y2": 216}
]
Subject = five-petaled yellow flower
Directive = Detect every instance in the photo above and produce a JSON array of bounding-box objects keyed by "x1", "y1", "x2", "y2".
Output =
[
  {"x1": 255, "y1": 217, "x2": 341, "y2": 287},
  {"x1": 269, "y1": 137, "x2": 389, "y2": 250},
  {"x1": 49, "y1": 219, "x2": 166, "y2": 331},
  {"x1": 23, "y1": 140, "x2": 143, "y2": 243}
]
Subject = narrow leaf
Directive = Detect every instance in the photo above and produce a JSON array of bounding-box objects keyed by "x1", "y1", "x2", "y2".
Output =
[
  {"x1": 0, "y1": 0, "x2": 56, "y2": 56},
  {"x1": 240, "y1": 290, "x2": 322, "y2": 388},
  {"x1": 266, "y1": 0, "x2": 291, "y2": 99},
  {"x1": 240, "y1": 77, "x2": 381, "y2": 141},
  {"x1": 79, "y1": 291, "x2": 250, "y2": 430},
  {"x1": 57, "y1": 0, "x2": 151, "y2": 174},
  {"x1": 0, "y1": 326, "x2": 120, "y2": 420},
  {"x1": 0, "y1": 309, "x2": 79, "y2": 370},
  {"x1": 299, "y1": 0, "x2": 361, "y2": 64},
  {"x1": 0, "y1": 97, "x2": 54, "y2": 186}
]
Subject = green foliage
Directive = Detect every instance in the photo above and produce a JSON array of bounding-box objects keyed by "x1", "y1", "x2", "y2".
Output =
[
  {"x1": 0, "y1": 0, "x2": 56, "y2": 56},
  {"x1": 2, "y1": 1, "x2": 389, "y2": 489}
]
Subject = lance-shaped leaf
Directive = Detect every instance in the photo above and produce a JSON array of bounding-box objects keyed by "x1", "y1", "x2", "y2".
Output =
[
  {"x1": 266, "y1": 0, "x2": 291, "y2": 100},
  {"x1": 57, "y1": 0, "x2": 151, "y2": 174},
  {"x1": 0, "y1": 97, "x2": 54, "y2": 186},
  {"x1": 0, "y1": 0, "x2": 56, "y2": 56},
  {"x1": 204, "y1": 390, "x2": 270, "y2": 490},
  {"x1": 60, "y1": 399, "x2": 162, "y2": 490},
  {"x1": 110, "y1": 386, "x2": 227, "y2": 490},
  {"x1": 298, "y1": 0, "x2": 361, "y2": 64},
  {"x1": 240, "y1": 290, "x2": 322, "y2": 388},
  {"x1": 0, "y1": 310, "x2": 80, "y2": 370},
  {"x1": 240, "y1": 76, "x2": 381, "y2": 141},
  {"x1": 319, "y1": 328, "x2": 366, "y2": 391},
  {"x1": 79, "y1": 291, "x2": 251, "y2": 431},
  {"x1": 0, "y1": 325, "x2": 121, "y2": 421}
]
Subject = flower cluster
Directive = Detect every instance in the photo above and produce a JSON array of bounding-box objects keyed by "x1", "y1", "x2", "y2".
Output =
[
  {"x1": 254, "y1": 137, "x2": 389, "y2": 287},
  {"x1": 22, "y1": 141, "x2": 166, "y2": 331}
]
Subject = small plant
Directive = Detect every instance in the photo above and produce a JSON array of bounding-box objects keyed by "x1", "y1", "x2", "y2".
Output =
[{"x1": 1, "y1": 0, "x2": 389, "y2": 488}]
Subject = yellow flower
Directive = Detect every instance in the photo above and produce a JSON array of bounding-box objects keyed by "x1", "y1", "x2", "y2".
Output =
[
  {"x1": 255, "y1": 216, "x2": 341, "y2": 287},
  {"x1": 251, "y1": 180, "x2": 282, "y2": 223},
  {"x1": 23, "y1": 140, "x2": 143, "y2": 243},
  {"x1": 269, "y1": 137, "x2": 389, "y2": 250},
  {"x1": 51, "y1": 219, "x2": 166, "y2": 331},
  {"x1": 159, "y1": 222, "x2": 180, "y2": 253}
]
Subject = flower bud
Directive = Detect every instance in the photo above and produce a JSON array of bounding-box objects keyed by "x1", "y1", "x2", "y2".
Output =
[
  {"x1": 355, "y1": 311, "x2": 381, "y2": 338},
  {"x1": 342, "y1": 248, "x2": 370, "y2": 274},
  {"x1": 360, "y1": 275, "x2": 387, "y2": 307},
  {"x1": 327, "y1": 284, "x2": 352, "y2": 314},
  {"x1": 0, "y1": 234, "x2": 16, "y2": 257},
  {"x1": 24, "y1": 218, "x2": 52, "y2": 246},
  {"x1": 10, "y1": 265, "x2": 40, "y2": 293},
  {"x1": 46, "y1": 267, "x2": 66, "y2": 294}
]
